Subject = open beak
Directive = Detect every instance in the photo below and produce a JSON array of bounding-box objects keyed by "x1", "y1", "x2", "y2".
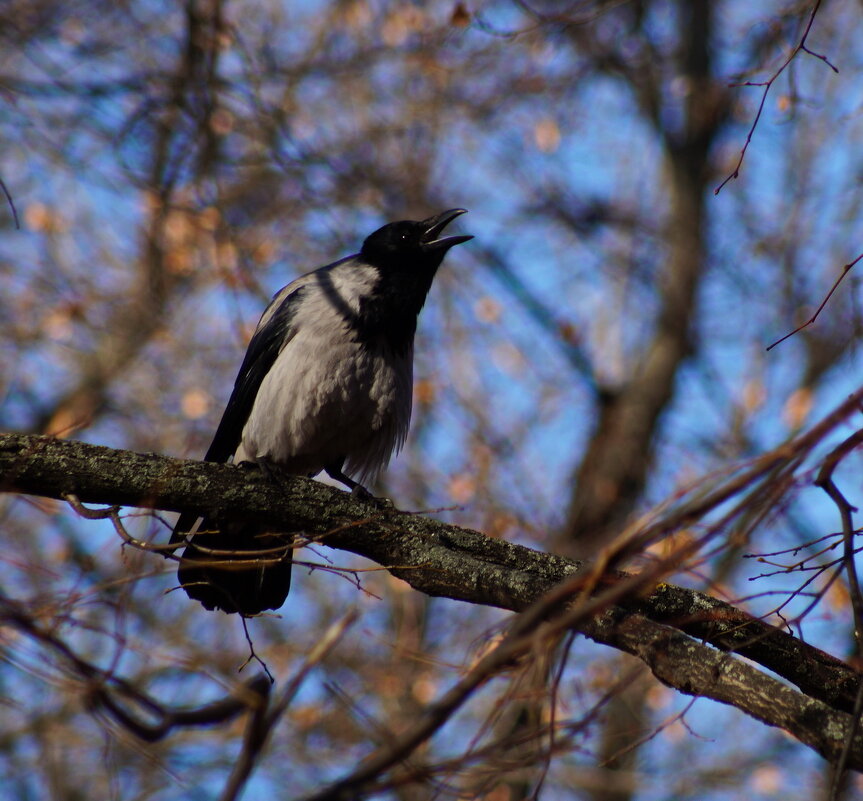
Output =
[{"x1": 421, "y1": 209, "x2": 473, "y2": 251}]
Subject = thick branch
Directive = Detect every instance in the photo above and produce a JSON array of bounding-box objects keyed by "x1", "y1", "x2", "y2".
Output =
[
  {"x1": 596, "y1": 614, "x2": 863, "y2": 770},
  {"x1": 1, "y1": 432, "x2": 861, "y2": 766}
]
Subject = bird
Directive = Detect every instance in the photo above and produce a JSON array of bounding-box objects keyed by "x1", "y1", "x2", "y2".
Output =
[{"x1": 171, "y1": 209, "x2": 473, "y2": 615}]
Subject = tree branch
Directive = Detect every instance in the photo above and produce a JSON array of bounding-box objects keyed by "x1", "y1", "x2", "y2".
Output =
[{"x1": 0, "y1": 431, "x2": 861, "y2": 768}]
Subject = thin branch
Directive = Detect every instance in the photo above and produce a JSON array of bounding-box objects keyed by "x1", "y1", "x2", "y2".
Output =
[
  {"x1": 814, "y1": 428, "x2": 863, "y2": 655},
  {"x1": 767, "y1": 252, "x2": 863, "y2": 351},
  {"x1": 238, "y1": 617, "x2": 275, "y2": 682},
  {"x1": 715, "y1": 0, "x2": 837, "y2": 195},
  {"x1": 219, "y1": 611, "x2": 358, "y2": 801},
  {"x1": 0, "y1": 591, "x2": 270, "y2": 742},
  {"x1": 0, "y1": 175, "x2": 19, "y2": 229}
]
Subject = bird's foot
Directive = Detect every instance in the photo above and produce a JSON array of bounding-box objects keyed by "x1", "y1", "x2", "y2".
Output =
[
  {"x1": 350, "y1": 484, "x2": 393, "y2": 509},
  {"x1": 251, "y1": 457, "x2": 294, "y2": 490},
  {"x1": 323, "y1": 463, "x2": 392, "y2": 508}
]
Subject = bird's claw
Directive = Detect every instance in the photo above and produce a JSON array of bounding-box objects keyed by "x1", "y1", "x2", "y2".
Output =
[{"x1": 350, "y1": 485, "x2": 392, "y2": 509}]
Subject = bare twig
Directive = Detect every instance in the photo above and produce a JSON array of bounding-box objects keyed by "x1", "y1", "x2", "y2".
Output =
[
  {"x1": 814, "y1": 428, "x2": 863, "y2": 654},
  {"x1": 767, "y1": 252, "x2": 863, "y2": 351},
  {"x1": 0, "y1": 590, "x2": 270, "y2": 741},
  {"x1": 715, "y1": 0, "x2": 837, "y2": 195},
  {"x1": 0, "y1": 175, "x2": 19, "y2": 229},
  {"x1": 219, "y1": 611, "x2": 358, "y2": 801},
  {"x1": 91, "y1": 674, "x2": 271, "y2": 742},
  {"x1": 239, "y1": 617, "x2": 275, "y2": 682},
  {"x1": 65, "y1": 494, "x2": 177, "y2": 554}
]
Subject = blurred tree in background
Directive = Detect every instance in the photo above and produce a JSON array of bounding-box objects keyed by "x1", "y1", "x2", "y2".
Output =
[{"x1": 2, "y1": 0, "x2": 863, "y2": 799}]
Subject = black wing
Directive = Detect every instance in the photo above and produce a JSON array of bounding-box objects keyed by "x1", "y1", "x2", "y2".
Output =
[
  {"x1": 203, "y1": 284, "x2": 308, "y2": 463},
  {"x1": 170, "y1": 283, "x2": 307, "y2": 544}
]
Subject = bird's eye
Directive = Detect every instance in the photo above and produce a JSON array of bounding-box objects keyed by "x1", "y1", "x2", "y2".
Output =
[{"x1": 400, "y1": 232, "x2": 410, "y2": 241}]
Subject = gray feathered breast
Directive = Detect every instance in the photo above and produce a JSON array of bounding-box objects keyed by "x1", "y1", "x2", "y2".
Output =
[{"x1": 227, "y1": 259, "x2": 413, "y2": 481}]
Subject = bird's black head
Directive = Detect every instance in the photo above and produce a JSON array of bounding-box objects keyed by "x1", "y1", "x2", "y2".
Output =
[{"x1": 360, "y1": 209, "x2": 473, "y2": 272}]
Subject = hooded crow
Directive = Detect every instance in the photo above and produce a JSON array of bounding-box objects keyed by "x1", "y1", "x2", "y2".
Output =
[{"x1": 172, "y1": 209, "x2": 472, "y2": 615}]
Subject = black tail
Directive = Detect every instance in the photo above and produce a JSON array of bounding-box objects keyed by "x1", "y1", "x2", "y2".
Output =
[{"x1": 172, "y1": 515, "x2": 293, "y2": 615}]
